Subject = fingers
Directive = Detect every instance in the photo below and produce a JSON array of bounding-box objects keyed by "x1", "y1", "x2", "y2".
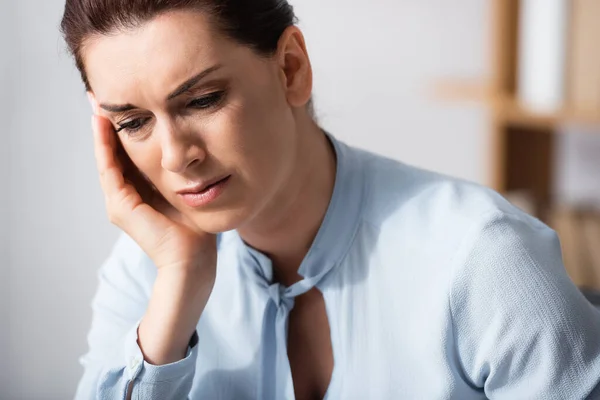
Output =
[
  {"x1": 87, "y1": 93, "x2": 177, "y2": 249},
  {"x1": 86, "y1": 93, "x2": 213, "y2": 266},
  {"x1": 92, "y1": 114, "x2": 126, "y2": 200},
  {"x1": 88, "y1": 94, "x2": 138, "y2": 222}
]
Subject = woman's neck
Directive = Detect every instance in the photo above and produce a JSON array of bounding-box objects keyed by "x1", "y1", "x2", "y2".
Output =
[{"x1": 236, "y1": 117, "x2": 337, "y2": 287}]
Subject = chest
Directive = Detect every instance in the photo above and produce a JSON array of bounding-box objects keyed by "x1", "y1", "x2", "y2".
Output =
[
  {"x1": 287, "y1": 288, "x2": 334, "y2": 400},
  {"x1": 193, "y1": 244, "x2": 478, "y2": 400},
  {"x1": 193, "y1": 283, "x2": 484, "y2": 400}
]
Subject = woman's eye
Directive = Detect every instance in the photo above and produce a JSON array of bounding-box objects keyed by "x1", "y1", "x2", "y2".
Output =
[
  {"x1": 114, "y1": 93, "x2": 225, "y2": 137},
  {"x1": 116, "y1": 117, "x2": 150, "y2": 135},
  {"x1": 188, "y1": 92, "x2": 225, "y2": 109}
]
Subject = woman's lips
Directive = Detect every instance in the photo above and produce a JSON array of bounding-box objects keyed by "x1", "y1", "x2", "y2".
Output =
[{"x1": 178, "y1": 176, "x2": 231, "y2": 207}]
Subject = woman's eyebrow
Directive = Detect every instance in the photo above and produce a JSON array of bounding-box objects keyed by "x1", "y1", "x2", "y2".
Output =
[
  {"x1": 99, "y1": 103, "x2": 136, "y2": 113},
  {"x1": 166, "y1": 64, "x2": 223, "y2": 100},
  {"x1": 98, "y1": 64, "x2": 223, "y2": 113}
]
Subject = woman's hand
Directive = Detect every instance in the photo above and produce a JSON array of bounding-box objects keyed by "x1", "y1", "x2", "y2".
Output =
[
  {"x1": 90, "y1": 96, "x2": 215, "y2": 273},
  {"x1": 89, "y1": 94, "x2": 217, "y2": 365}
]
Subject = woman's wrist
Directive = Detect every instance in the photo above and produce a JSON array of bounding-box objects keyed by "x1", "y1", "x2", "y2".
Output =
[{"x1": 138, "y1": 267, "x2": 212, "y2": 365}]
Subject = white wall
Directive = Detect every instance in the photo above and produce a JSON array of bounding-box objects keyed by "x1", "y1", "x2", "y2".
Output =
[
  {"x1": 1, "y1": 0, "x2": 16, "y2": 393},
  {"x1": 5, "y1": 0, "x2": 490, "y2": 397},
  {"x1": 296, "y1": 0, "x2": 490, "y2": 183},
  {"x1": 6, "y1": 1, "x2": 120, "y2": 398}
]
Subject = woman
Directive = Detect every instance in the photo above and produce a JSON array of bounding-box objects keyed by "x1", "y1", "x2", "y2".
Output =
[{"x1": 61, "y1": 0, "x2": 600, "y2": 399}]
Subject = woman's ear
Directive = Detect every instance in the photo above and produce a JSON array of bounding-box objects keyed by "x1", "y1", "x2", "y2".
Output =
[{"x1": 276, "y1": 26, "x2": 313, "y2": 108}]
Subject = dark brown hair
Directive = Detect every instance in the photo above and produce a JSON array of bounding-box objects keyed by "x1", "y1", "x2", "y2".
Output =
[{"x1": 60, "y1": 0, "x2": 298, "y2": 91}]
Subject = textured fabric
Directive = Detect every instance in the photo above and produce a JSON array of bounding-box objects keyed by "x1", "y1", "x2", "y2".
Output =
[{"x1": 74, "y1": 134, "x2": 600, "y2": 400}]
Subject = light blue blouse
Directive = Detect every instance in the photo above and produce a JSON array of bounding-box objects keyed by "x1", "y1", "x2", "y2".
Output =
[{"x1": 75, "y1": 134, "x2": 600, "y2": 399}]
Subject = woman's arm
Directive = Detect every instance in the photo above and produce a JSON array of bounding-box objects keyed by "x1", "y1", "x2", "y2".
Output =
[
  {"x1": 74, "y1": 234, "x2": 199, "y2": 400},
  {"x1": 73, "y1": 98, "x2": 217, "y2": 399},
  {"x1": 450, "y1": 210, "x2": 600, "y2": 399}
]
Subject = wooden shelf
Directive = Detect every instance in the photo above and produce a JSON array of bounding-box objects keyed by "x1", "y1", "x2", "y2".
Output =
[
  {"x1": 431, "y1": 0, "x2": 600, "y2": 223},
  {"x1": 430, "y1": 0, "x2": 600, "y2": 289},
  {"x1": 433, "y1": 80, "x2": 600, "y2": 130},
  {"x1": 500, "y1": 99, "x2": 600, "y2": 130},
  {"x1": 432, "y1": 79, "x2": 494, "y2": 103}
]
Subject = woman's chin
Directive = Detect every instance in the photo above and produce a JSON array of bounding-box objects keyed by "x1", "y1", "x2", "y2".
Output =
[{"x1": 187, "y1": 208, "x2": 249, "y2": 235}]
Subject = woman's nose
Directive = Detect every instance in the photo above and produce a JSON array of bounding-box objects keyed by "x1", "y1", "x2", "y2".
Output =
[{"x1": 159, "y1": 121, "x2": 206, "y2": 173}]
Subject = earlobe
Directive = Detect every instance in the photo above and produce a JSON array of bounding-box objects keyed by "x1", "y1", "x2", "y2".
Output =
[{"x1": 277, "y1": 26, "x2": 313, "y2": 108}]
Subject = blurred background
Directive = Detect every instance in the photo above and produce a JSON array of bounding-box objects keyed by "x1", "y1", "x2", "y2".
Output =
[{"x1": 1, "y1": 0, "x2": 599, "y2": 398}]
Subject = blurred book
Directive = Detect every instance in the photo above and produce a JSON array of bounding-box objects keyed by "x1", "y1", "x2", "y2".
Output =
[
  {"x1": 581, "y1": 212, "x2": 600, "y2": 283},
  {"x1": 518, "y1": 0, "x2": 569, "y2": 112},
  {"x1": 551, "y1": 206, "x2": 600, "y2": 291},
  {"x1": 567, "y1": 0, "x2": 600, "y2": 112}
]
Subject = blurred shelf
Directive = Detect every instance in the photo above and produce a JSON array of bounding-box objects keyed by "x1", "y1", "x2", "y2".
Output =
[
  {"x1": 432, "y1": 0, "x2": 599, "y2": 221},
  {"x1": 432, "y1": 79, "x2": 494, "y2": 103},
  {"x1": 433, "y1": 79, "x2": 600, "y2": 130}
]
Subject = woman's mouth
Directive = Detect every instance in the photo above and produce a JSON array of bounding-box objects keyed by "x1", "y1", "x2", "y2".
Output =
[{"x1": 177, "y1": 175, "x2": 231, "y2": 208}]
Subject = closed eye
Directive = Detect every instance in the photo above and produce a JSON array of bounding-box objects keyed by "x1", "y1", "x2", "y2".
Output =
[
  {"x1": 188, "y1": 91, "x2": 226, "y2": 109},
  {"x1": 115, "y1": 91, "x2": 226, "y2": 137},
  {"x1": 116, "y1": 117, "x2": 151, "y2": 135}
]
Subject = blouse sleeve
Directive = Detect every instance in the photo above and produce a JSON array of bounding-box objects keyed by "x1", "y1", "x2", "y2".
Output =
[{"x1": 450, "y1": 211, "x2": 600, "y2": 399}]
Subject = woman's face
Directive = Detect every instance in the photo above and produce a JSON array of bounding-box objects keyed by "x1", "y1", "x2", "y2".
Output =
[{"x1": 83, "y1": 10, "x2": 307, "y2": 233}]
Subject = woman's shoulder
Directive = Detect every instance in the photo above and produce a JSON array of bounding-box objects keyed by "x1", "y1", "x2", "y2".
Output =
[
  {"x1": 344, "y1": 144, "x2": 557, "y2": 269},
  {"x1": 351, "y1": 145, "x2": 537, "y2": 237}
]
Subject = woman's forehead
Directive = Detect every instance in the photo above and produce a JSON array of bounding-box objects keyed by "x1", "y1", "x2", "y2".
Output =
[{"x1": 82, "y1": 10, "x2": 241, "y2": 100}]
